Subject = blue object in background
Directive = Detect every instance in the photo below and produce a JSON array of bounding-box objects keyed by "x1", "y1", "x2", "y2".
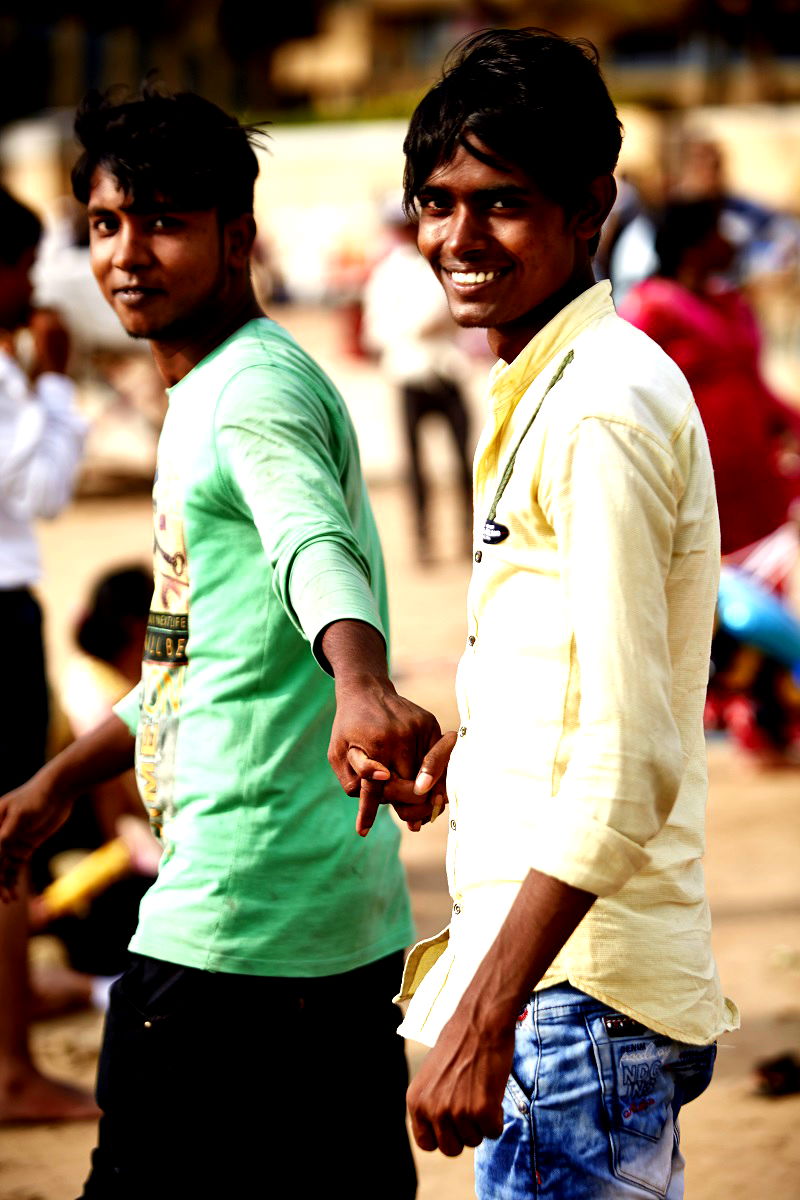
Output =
[{"x1": 718, "y1": 566, "x2": 800, "y2": 667}]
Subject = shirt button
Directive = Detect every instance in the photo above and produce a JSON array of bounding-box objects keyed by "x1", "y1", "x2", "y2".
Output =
[
  {"x1": 467, "y1": 635, "x2": 476, "y2": 646},
  {"x1": 474, "y1": 550, "x2": 482, "y2": 563},
  {"x1": 458, "y1": 725, "x2": 467, "y2": 737},
  {"x1": 450, "y1": 818, "x2": 456, "y2": 830},
  {"x1": 453, "y1": 903, "x2": 461, "y2": 915}
]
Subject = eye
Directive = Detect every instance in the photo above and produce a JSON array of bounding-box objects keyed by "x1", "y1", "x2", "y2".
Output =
[
  {"x1": 151, "y1": 214, "x2": 182, "y2": 231},
  {"x1": 418, "y1": 192, "x2": 451, "y2": 216},
  {"x1": 90, "y1": 216, "x2": 117, "y2": 236},
  {"x1": 488, "y1": 195, "x2": 521, "y2": 211}
]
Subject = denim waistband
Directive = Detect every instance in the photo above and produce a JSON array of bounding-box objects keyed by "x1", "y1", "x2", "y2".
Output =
[{"x1": 533, "y1": 981, "x2": 613, "y2": 1018}]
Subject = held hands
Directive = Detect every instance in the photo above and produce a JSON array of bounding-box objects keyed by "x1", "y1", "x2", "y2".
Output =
[
  {"x1": 381, "y1": 730, "x2": 458, "y2": 833},
  {"x1": 327, "y1": 668, "x2": 456, "y2": 835}
]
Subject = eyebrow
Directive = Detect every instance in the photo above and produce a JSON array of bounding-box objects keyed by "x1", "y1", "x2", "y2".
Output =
[
  {"x1": 419, "y1": 184, "x2": 532, "y2": 201},
  {"x1": 87, "y1": 198, "x2": 179, "y2": 217}
]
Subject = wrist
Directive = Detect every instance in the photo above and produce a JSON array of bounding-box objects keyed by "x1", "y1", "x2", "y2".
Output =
[
  {"x1": 321, "y1": 618, "x2": 390, "y2": 684},
  {"x1": 35, "y1": 757, "x2": 79, "y2": 806}
]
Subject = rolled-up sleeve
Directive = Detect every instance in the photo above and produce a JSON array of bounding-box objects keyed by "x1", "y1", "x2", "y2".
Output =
[{"x1": 535, "y1": 415, "x2": 686, "y2": 896}]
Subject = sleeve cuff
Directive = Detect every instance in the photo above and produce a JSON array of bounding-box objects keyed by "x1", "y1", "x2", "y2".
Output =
[
  {"x1": 529, "y1": 812, "x2": 650, "y2": 897},
  {"x1": 288, "y1": 539, "x2": 385, "y2": 673},
  {"x1": 112, "y1": 684, "x2": 142, "y2": 736}
]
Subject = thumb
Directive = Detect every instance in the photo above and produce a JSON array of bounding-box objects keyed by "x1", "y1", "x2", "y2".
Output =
[{"x1": 414, "y1": 730, "x2": 458, "y2": 795}]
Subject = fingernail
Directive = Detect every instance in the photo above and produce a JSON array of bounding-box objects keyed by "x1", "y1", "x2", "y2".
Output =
[{"x1": 414, "y1": 769, "x2": 433, "y2": 795}]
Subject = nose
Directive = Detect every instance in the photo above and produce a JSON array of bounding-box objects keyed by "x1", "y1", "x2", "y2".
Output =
[
  {"x1": 112, "y1": 220, "x2": 152, "y2": 273},
  {"x1": 444, "y1": 203, "x2": 487, "y2": 260}
]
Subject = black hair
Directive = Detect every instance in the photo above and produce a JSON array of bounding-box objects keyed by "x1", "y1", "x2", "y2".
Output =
[
  {"x1": 403, "y1": 28, "x2": 622, "y2": 251},
  {"x1": 653, "y1": 200, "x2": 722, "y2": 279},
  {"x1": 0, "y1": 187, "x2": 42, "y2": 265},
  {"x1": 77, "y1": 565, "x2": 152, "y2": 664},
  {"x1": 71, "y1": 82, "x2": 267, "y2": 220}
]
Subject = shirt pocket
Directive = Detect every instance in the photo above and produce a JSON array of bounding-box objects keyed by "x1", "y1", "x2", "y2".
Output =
[{"x1": 586, "y1": 1012, "x2": 678, "y2": 1198}]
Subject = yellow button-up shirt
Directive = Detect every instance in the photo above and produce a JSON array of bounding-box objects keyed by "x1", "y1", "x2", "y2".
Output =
[{"x1": 398, "y1": 282, "x2": 739, "y2": 1047}]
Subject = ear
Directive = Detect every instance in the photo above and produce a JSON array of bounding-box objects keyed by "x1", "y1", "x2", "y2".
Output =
[
  {"x1": 224, "y1": 213, "x2": 257, "y2": 269},
  {"x1": 572, "y1": 174, "x2": 617, "y2": 245}
]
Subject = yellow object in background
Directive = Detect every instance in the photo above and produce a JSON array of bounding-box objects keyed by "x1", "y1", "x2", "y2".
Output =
[{"x1": 39, "y1": 837, "x2": 133, "y2": 919}]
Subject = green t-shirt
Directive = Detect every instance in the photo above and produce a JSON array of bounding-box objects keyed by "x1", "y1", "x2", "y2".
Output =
[{"x1": 114, "y1": 318, "x2": 413, "y2": 976}]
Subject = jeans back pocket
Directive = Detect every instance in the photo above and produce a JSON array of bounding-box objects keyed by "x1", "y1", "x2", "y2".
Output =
[{"x1": 587, "y1": 1013, "x2": 677, "y2": 1197}]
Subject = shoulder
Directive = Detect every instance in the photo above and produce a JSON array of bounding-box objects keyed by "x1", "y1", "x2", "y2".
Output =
[
  {"x1": 213, "y1": 319, "x2": 343, "y2": 423},
  {"x1": 547, "y1": 311, "x2": 695, "y2": 448}
]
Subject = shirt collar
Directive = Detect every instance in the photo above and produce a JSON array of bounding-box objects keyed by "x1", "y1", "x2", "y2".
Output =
[{"x1": 488, "y1": 280, "x2": 615, "y2": 413}]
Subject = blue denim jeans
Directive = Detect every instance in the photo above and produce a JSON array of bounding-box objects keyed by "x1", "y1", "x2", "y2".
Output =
[{"x1": 475, "y1": 983, "x2": 716, "y2": 1199}]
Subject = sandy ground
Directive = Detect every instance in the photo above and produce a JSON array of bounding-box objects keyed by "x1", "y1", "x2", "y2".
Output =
[{"x1": 1, "y1": 304, "x2": 799, "y2": 1197}]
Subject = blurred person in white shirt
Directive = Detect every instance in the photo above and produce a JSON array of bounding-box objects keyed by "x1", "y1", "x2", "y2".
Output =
[
  {"x1": 363, "y1": 197, "x2": 472, "y2": 562},
  {"x1": 0, "y1": 185, "x2": 91, "y2": 1122}
]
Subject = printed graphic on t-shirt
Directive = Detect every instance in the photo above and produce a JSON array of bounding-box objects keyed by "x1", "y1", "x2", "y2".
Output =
[{"x1": 135, "y1": 466, "x2": 189, "y2": 852}]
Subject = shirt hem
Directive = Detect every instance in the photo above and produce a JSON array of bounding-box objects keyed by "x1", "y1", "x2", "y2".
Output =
[
  {"x1": 128, "y1": 924, "x2": 414, "y2": 979},
  {"x1": 537, "y1": 972, "x2": 740, "y2": 1045}
]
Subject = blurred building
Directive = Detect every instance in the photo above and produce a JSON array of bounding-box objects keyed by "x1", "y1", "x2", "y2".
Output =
[{"x1": 2, "y1": 0, "x2": 800, "y2": 128}]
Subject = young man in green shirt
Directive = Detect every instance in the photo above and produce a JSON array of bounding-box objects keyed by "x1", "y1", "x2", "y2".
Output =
[{"x1": 0, "y1": 86, "x2": 441, "y2": 1197}]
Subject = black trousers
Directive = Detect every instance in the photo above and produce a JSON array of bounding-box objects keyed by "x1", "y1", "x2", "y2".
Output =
[
  {"x1": 401, "y1": 378, "x2": 471, "y2": 541},
  {"x1": 0, "y1": 588, "x2": 49, "y2": 794},
  {"x1": 81, "y1": 950, "x2": 417, "y2": 1199}
]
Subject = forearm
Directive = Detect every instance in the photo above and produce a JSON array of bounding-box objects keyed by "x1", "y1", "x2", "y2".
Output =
[
  {"x1": 407, "y1": 868, "x2": 597, "y2": 1155},
  {"x1": 38, "y1": 714, "x2": 136, "y2": 802},
  {"x1": 321, "y1": 617, "x2": 389, "y2": 685},
  {"x1": 452, "y1": 869, "x2": 596, "y2": 1033}
]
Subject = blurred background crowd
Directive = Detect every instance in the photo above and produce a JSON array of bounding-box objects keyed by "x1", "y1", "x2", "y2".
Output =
[{"x1": 1, "y1": 0, "x2": 800, "y2": 1192}]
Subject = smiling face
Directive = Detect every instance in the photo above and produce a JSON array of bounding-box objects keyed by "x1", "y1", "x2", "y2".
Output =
[
  {"x1": 416, "y1": 140, "x2": 606, "y2": 362},
  {"x1": 87, "y1": 168, "x2": 239, "y2": 344}
]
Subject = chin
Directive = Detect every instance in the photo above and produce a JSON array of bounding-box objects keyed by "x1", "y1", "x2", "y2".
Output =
[{"x1": 446, "y1": 304, "x2": 494, "y2": 330}]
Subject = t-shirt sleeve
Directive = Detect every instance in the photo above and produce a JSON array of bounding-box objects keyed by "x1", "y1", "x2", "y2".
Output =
[
  {"x1": 534, "y1": 413, "x2": 686, "y2": 897},
  {"x1": 213, "y1": 363, "x2": 385, "y2": 667},
  {"x1": 112, "y1": 682, "x2": 142, "y2": 736}
]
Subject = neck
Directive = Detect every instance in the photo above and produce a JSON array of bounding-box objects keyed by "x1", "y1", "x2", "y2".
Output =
[
  {"x1": 488, "y1": 263, "x2": 596, "y2": 365},
  {"x1": 150, "y1": 288, "x2": 263, "y2": 387},
  {"x1": 675, "y1": 264, "x2": 707, "y2": 295}
]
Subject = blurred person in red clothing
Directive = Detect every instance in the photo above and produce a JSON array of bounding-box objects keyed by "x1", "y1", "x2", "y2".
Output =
[
  {"x1": 620, "y1": 199, "x2": 800, "y2": 761},
  {"x1": 619, "y1": 198, "x2": 800, "y2": 558}
]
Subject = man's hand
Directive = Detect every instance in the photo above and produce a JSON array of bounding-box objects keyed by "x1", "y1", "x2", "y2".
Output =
[
  {"x1": 0, "y1": 776, "x2": 74, "y2": 901},
  {"x1": 0, "y1": 715, "x2": 135, "y2": 900},
  {"x1": 382, "y1": 730, "x2": 457, "y2": 831},
  {"x1": 329, "y1": 674, "x2": 443, "y2": 835},
  {"x1": 322, "y1": 619, "x2": 446, "y2": 835},
  {"x1": 407, "y1": 870, "x2": 597, "y2": 1155},
  {"x1": 408, "y1": 1010, "x2": 514, "y2": 1156},
  {"x1": 28, "y1": 308, "x2": 71, "y2": 377}
]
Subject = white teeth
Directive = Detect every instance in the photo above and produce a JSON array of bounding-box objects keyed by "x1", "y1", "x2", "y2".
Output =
[{"x1": 449, "y1": 269, "x2": 499, "y2": 284}]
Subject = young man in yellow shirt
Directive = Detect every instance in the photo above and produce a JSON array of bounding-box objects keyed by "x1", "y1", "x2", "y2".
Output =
[{"x1": 378, "y1": 28, "x2": 738, "y2": 1198}]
